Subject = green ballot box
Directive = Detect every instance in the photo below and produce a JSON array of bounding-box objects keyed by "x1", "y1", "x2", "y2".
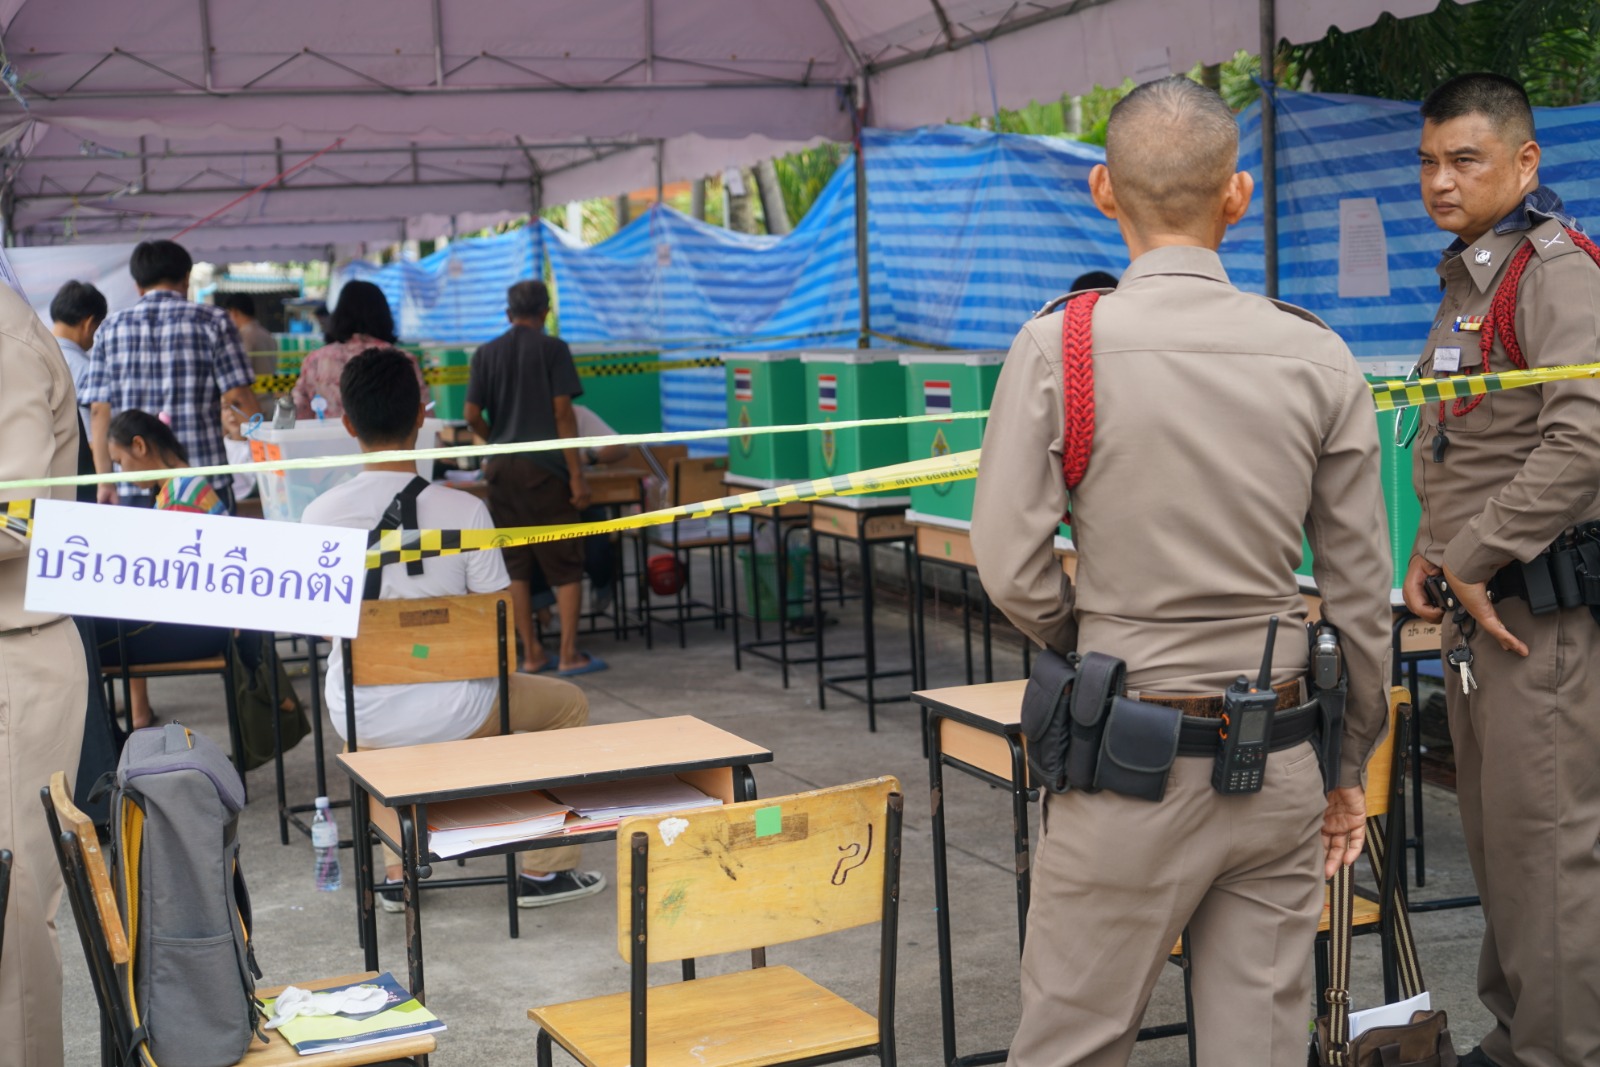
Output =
[
  {"x1": 725, "y1": 352, "x2": 809, "y2": 487},
  {"x1": 900, "y1": 352, "x2": 1005, "y2": 526},
  {"x1": 571, "y1": 344, "x2": 664, "y2": 435},
  {"x1": 801, "y1": 350, "x2": 909, "y2": 504},
  {"x1": 1297, "y1": 396, "x2": 1418, "y2": 599}
]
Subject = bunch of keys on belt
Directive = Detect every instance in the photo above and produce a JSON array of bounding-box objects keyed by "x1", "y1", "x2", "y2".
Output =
[{"x1": 1426, "y1": 575, "x2": 1479, "y2": 694}]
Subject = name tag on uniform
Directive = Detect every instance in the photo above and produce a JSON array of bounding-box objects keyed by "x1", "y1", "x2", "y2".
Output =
[{"x1": 1433, "y1": 346, "x2": 1463, "y2": 373}]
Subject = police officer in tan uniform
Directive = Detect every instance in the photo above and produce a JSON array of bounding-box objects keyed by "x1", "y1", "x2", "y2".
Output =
[
  {"x1": 1401, "y1": 73, "x2": 1600, "y2": 1067},
  {"x1": 0, "y1": 278, "x2": 89, "y2": 1067},
  {"x1": 972, "y1": 76, "x2": 1393, "y2": 1066}
]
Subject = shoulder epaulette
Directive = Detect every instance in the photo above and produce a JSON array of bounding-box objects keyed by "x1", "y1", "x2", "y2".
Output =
[
  {"x1": 1265, "y1": 298, "x2": 1334, "y2": 332},
  {"x1": 1034, "y1": 288, "x2": 1114, "y2": 319}
]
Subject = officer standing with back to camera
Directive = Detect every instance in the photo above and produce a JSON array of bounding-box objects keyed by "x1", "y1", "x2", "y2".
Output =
[
  {"x1": 1402, "y1": 73, "x2": 1600, "y2": 1067},
  {"x1": 972, "y1": 75, "x2": 1393, "y2": 1065}
]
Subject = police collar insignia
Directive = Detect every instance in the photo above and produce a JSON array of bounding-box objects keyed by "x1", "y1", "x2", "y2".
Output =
[{"x1": 1474, "y1": 248, "x2": 1493, "y2": 265}]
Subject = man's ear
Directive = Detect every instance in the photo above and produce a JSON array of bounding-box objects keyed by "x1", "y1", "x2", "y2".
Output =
[
  {"x1": 1089, "y1": 164, "x2": 1119, "y2": 220},
  {"x1": 1222, "y1": 170, "x2": 1255, "y2": 226},
  {"x1": 1516, "y1": 139, "x2": 1541, "y2": 190},
  {"x1": 341, "y1": 412, "x2": 357, "y2": 438},
  {"x1": 414, "y1": 403, "x2": 427, "y2": 430}
]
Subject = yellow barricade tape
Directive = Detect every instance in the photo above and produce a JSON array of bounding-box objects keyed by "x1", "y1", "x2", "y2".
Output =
[
  {"x1": 1368, "y1": 361, "x2": 1600, "y2": 410},
  {"x1": 252, "y1": 356, "x2": 726, "y2": 393},
  {"x1": 368, "y1": 450, "x2": 981, "y2": 570}
]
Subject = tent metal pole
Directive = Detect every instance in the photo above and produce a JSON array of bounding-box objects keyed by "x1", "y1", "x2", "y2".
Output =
[
  {"x1": 1260, "y1": 0, "x2": 1278, "y2": 299},
  {"x1": 431, "y1": 0, "x2": 445, "y2": 87},
  {"x1": 854, "y1": 85, "x2": 870, "y2": 348},
  {"x1": 198, "y1": 0, "x2": 214, "y2": 92}
]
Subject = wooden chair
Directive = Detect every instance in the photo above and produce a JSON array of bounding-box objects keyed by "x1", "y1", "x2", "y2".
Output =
[
  {"x1": 0, "y1": 848, "x2": 11, "y2": 969},
  {"x1": 341, "y1": 593, "x2": 523, "y2": 937},
  {"x1": 40, "y1": 772, "x2": 434, "y2": 1067},
  {"x1": 530, "y1": 777, "x2": 904, "y2": 1067},
  {"x1": 641, "y1": 455, "x2": 752, "y2": 649},
  {"x1": 1144, "y1": 686, "x2": 1415, "y2": 1062}
]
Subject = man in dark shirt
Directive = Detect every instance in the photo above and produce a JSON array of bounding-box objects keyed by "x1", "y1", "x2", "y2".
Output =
[{"x1": 465, "y1": 280, "x2": 606, "y2": 677}]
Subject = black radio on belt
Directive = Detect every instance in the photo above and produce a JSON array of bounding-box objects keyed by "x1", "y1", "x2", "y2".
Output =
[{"x1": 1212, "y1": 616, "x2": 1280, "y2": 796}]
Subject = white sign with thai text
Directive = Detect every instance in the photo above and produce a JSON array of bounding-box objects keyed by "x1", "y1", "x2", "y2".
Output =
[{"x1": 25, "y1": 500, "x2": 367, "y2": 638}]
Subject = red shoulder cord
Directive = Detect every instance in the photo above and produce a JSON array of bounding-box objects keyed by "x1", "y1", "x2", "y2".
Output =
[
  {"x1": 1061, "y1": 291, "x2": 1100, "y2": 492},
  {"x1": 1442, "y1": 226, "x2": 1600, "y2": 423}
]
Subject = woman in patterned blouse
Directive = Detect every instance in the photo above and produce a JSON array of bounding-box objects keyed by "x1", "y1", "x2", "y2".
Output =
[{"x1": 290, "y1": 280, "x2": 424, "y2": 419}]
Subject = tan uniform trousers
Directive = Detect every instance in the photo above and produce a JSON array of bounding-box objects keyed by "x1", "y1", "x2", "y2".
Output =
[
  {"x1": 1445, "y1": 598, "x2": 1600, "y2": 1067},
  {"x1": 1008, "y1": 740, "x2": 1325, "y2": 1067},
  {"x1": 374, "y1": 671, "x2": 589, "y2": 876},
  {"x1": 0, "y1": 619, "x2": 87, "y2": 1067}
]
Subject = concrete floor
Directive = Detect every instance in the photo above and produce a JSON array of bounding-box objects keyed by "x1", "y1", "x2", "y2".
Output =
[{"x1": 58, "y1": 556, "x2": 1496, "y2": 1065}]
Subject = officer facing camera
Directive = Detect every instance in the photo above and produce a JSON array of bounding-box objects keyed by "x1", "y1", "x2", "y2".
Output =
[
  {"x1": 1402, "y1": 73, "x2": 1600, "y2": 1067},
  {"x1": 972, "y1": 75, "x2": 1392, "y2": 1065}
]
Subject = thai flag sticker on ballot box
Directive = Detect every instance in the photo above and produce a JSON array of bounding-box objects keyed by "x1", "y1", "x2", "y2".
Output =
[
  {"x1": 924, "y1": 380, "x2": 952, "y2": 421},
  {"x1": 733, "y1": 367, "x2": 753, "y2": 402},
  {"x1": 818, "y1": 374, "x2": 838, "y2": 412}
]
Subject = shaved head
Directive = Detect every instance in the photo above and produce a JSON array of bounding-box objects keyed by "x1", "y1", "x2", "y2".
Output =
[{"x1": 1104, "y1": 76, "x2": 1240, "y2": 232}]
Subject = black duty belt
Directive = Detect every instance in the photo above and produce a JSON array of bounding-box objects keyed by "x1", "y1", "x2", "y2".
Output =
[
  {"x1": 1175, "y1": 698, "x2": 1321, "y2": 758},
  {"x1": 1485, "y1": 519, "x2": 1600, "y2": 617},
  {"x1": 1140, "y1": 678, "x2": 1302, "y2": 718}
]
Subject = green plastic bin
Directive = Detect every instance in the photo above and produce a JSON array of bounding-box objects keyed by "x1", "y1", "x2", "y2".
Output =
[
  {"x1": 802, "y1": 350, "x2": 909, "y2": 501},
  {"x1": 726, "y1": 353, "x2": 809, "y2": 487},
  {"x1": 900, "y1": 352, "x2": 1005, "y2": 525},
  {"x1": 422, "y1": 347, "x2": 470, "y2": 422},
  {"x1": 739, "y1": 546, "x2": 809, "y2": 620},
  {"x1": 571, "y1": 343, "x2": 663, "y2": 435}
]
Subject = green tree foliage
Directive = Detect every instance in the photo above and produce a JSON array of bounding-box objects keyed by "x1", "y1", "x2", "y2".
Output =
[
  {"x1": 1290, "y1": 0, "x2": 1600, "y2": 106},
  {"x1": 773, "y1": 144, "x2": 846, "y2": 227}
]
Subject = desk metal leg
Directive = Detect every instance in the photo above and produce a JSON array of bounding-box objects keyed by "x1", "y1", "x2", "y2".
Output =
[
  {"x1": 927, "y1": 718, "x2": 960, "y2": 1066},
  {"x1": 960, "y1": 570, "x2": 975, "y2": 685},
  {"x1": 812, "y1": 525, "x2": 827, "y2": 711},
  {"x1": 271, "y1": 637, "x2": 289, "y2": 845},
  {"x1": 981, "y1": 595, "x2": 994, "y2": 684},
  {"x1": 1006, "y1": 737, "x2": 1032, "y2": 944},
  {"x1": 730, "y1": 525, "x2": 745, "y2": 671},
  {"x1": 861, "y1": 535, "x2": 878, "y2": 730},
  {"x1": 912, "y1": 551, "x2": 927, "y2": 692},
  {"x1": 352, "y1": 784, "x2": 377, "y2": 966},
  {"x1": 399, "y1": 807, "x2": 427, "y2": 1006}
]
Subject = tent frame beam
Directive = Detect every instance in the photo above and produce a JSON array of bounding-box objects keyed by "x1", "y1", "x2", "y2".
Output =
[{"x1": 866, "y1": 0, "x2": 1115, "y2": 73}]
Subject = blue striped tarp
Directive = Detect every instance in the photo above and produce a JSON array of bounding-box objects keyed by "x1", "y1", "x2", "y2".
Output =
[{"x1": 335, "y1": 89, "x2": 1600, "y2": 439}]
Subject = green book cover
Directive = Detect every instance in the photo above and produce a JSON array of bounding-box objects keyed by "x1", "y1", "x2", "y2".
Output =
[{"x1": 259, "y1": 972, "x2": 444, "y2": 1056}]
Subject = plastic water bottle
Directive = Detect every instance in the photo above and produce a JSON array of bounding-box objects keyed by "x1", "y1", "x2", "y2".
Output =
[{"x1": 311, "y1": 796, "x2": 342, "y2": 892}]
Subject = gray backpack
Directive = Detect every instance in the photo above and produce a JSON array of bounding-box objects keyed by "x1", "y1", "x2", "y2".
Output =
[{"x1": 108, "y1": 723, "x2": 263, "y2": 1067}]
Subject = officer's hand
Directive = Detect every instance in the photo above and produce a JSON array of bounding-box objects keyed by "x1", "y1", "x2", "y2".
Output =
[
  {"x1": 96, "y1": 482, "x2": 118, "y2": 505},
  {"x1": 1402, "y1": 554, "x2": 1444, "y2": 623},
  {"x1": 1441, "y1": 563, "x2": 1529, "y2": 657},
  {"x1": 1321, "y1": 786, "x2": 1367, "y2": 878}
]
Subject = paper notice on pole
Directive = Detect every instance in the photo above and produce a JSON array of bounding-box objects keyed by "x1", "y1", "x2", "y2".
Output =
[
  {"x1": 24, "y1": 499, "x2": 366, "y2": 637},
  {"x1": 1348, "y1": 991, "x2": 1431, "y2": 1038},
  {"x1": 1338, "y1": 197, "x2": 1391, "y2": 298}
]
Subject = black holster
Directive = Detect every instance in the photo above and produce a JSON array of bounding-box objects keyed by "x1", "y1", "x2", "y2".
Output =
[{"x1": 1019, "y1": 649, "x2": 1078, "y2": 794}]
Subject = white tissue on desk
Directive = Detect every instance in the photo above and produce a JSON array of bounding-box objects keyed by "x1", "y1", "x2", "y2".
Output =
[{"x1": 263, "y1": 983, "x2": 391, "y2": 1029}]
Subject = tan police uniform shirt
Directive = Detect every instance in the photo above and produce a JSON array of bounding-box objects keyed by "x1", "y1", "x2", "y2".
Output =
[
  {"x1": 1413, "y1": 213, "x2": 1600, "y2": 580},
  {"x1": 0, "y1": 282, "x2": 80, "y2": 630},
  {"x1": 972, "y1": 245, "x2": 1393, "y2": 788}
]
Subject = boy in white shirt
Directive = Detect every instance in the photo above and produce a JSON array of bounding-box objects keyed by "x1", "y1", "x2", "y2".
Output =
[{"x1": 301, "y1": 346, "x2": 604, "y2": 909}]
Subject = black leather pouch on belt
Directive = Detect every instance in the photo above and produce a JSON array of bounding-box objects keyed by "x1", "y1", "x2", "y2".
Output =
[
  {"x1": 1067, "y1": 652, "x2": 1125, "y2": 792},
  {"x1": 1093, "y1": 697, "x2": 1182, "y2": 802},
  {"x1": 1019, "y1": 649, "x2": 1079, "y2": 794}
]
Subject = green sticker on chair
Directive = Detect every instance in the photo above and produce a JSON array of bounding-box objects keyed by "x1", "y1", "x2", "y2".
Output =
[
  {"x1": 754, "y1": 806, "x2": 782, "y2": 838},
  {"x1": 412, "y1": 644, "x2": 430, "y2": 659}
]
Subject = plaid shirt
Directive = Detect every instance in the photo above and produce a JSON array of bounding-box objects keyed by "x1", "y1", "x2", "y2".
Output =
[{"x1": 82, "y1": 290, "x2": 253, "y2": 487}]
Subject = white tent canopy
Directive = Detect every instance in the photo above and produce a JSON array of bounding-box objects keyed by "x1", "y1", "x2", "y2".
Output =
[{"x1": 0, "y1": 0, "x2": 1450, "y2": 254}]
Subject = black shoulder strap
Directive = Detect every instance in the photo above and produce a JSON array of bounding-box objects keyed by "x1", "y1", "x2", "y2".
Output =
[{"x1": 363, "y1": 476, "x2": 429, "y2": 601}]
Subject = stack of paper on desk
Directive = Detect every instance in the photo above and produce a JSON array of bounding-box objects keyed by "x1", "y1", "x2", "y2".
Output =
[
  {"x1": 550, "y1": 775, "x2": 722, "y2": 826},
  {"x1": 426, "y1": 792, "x2": 571, "y2": 858}
]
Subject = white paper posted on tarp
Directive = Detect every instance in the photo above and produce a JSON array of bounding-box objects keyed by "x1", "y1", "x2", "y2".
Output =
[
  {"x1": 24, "y1": 500, "x2": 367, "y2": 638},
  {"x1": 1338, "y1": 197, "x2": 1392, "y2": 299}
]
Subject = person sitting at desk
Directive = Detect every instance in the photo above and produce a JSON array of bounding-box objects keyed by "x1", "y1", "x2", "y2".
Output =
[
  {"x1": 95, "y1": 409, "x2": 231, "y2": 729},
  {"x1": 301, "y1": 346, "x2": 605, "y2": 911}
]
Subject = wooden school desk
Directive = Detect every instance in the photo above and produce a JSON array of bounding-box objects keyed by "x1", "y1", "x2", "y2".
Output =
[{"x1": 337, "y1": 715, "x2": 773, "y2": 1006}]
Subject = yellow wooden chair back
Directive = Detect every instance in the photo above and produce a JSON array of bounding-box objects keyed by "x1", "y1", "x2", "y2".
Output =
[
  {"x1": 1363, "y1": 686, "x2": 1409, "y2": 820},
  {"x1": 49, "y1": 771, "x2": 130, "y2": 966},
  {"x1": 349, "y1": 593, "x2": 506, "y2": 687},
  {"x1": 616, "y1": 776, "x2": 900, "y2": 964}
]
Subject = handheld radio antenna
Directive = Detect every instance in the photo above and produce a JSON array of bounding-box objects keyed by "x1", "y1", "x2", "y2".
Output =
[{"x1": 1255, "y1": 616, "x2": 1279, "y2": 691}]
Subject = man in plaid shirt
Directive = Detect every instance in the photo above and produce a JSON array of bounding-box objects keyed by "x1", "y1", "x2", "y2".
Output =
[{"x1": 83, "y1": 240, "x2": 256, "y2": 508}]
